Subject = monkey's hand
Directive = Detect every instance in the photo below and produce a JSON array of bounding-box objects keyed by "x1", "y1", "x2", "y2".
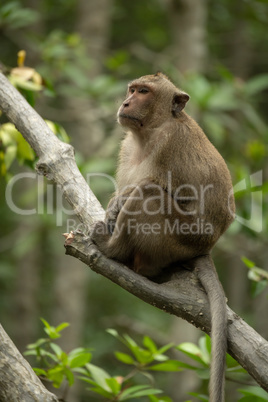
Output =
[
  {"x1": 90, "y1": 221, "x2": 111, "y2": 253},
  {"x1": 105, "y1": 189, "x2": 133, "y2": 234},
  {"x1": 105, "y1": 196, "x2": 120, "y2": 234}
]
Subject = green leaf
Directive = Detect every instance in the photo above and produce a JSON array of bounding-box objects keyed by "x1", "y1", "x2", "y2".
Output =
[
  {"x1": 225, "y1": 353, "x2": 243, "y2": 369},
  {"x1": 123, "y1": 388, "x2": 162, "y2": 400},
  {"x1": 157, "y1": 343, "x2": 174, "y2": 355},
  {"x1": 251, "y1": 280, "x2": 268, "y2": 298},
  {"x1": 123, "y1": 334, "x2": 138, "y2": 348},
  {"x1": 115, "y1": 352, "x2": 135, "y2": 364},
  {"x1": 0, "y1": 123, "x2": 35, "y2": 165},
  {"x1": 119, "y1": 385, "x2": 150, "y2": 398},
  {"x1": 85, "y1": 363, "x2": 111, "y2": 391},
  {"x1": 241, "y1": 256, "x2": 256, "y2": 269},
  {"x1": 69, "y1": 352, "x2": 91, "y2": 368},
  {"x1": 131, "y1": 347, "x2": 152, "y2": 364},
  {"x1": 47, "y1": 367, "x2": 65, "y2": 388},
  {"x1": 69, "y1": 347, "x2": 91, "y2": 357},
  {"x1": 87, "y1": 386, "x2": 113, "y2": 399},
  {"x1": 56, "y1": 322, "x2": 70, "y2": 332},
  {"x1": 106, "y1": 328, "x2": 122, "y2": 340},
  {"x1": 24, "y1": 350, "x2": 38, "y2": 356},
  {"x1": 45, "y1": 120, "x2": 69, "y2": 143},
  {"x1": 33, "y1": 368, "x2": 47, "y2": 376},
  {"x1": 16, "y1": 134, "x2": 35, "y2": 161},
  {"x1": 153, "y1": 353, "x2": 169, "y2": 362},
  {"x1": 143, "y1": 336, "x2": 157, "y2": 353},
  {"x1": 78, "y1": 376, "x2": 98, "y2": 386},
  {"x1": 198, "y1": 336, "x2": 211, "y2": 365},
  {"x1": 39, "y1": 350, "x2": 59, "y2": 363},
  {"x1": 50, "y1": 343, "x2": 63, "y2": 359},
  {"x1": 149, "y1": 360, "x2": 183, "y2": 372},
  {"x1": 176, "y1": 342, "x2": 206, "y2": 366},
  {"x1": 44, "y1": 326, "x2": 61, "y2": 339},
  {"x1": 119, "y1": 385, "x2": 162, "y2": 400},
  {"x1": 106, "y1": 377, "x2": 121, "y2": 394},
  {"x1": 25, "y1": 338, "x2": 48, "y2": 349},
  {"x1": 4, "y1": 145, "x2": 17, "y2": 169},
  {"x1": 73, "y1": 367, "x2": 88, "y2": 375},
  {"x1": 238, "y1": 385, "x2": 268, "y2": 401},
  {"x1": 149, "y1": 396, "x2": 172, "y2": 402},
  {"x1": 64, "y1": 368, "x2": 75, "y2": 386},
  {"x1": 188, "y1": 392, "x2": 209, "y2": 401},
  {"x1": 41, "y1": 318, "x2": 51, "y2": 329}
]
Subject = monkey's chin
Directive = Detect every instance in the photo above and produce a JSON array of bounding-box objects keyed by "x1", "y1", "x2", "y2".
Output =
[{"x1": 118, "y1": 113, "x2": 143, "y2": 128}]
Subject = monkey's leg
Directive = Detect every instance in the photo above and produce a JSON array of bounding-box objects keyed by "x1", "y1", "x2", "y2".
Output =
[
  {"x1": 90, "y1": 184, "x2": 143, "y2": 259},
  {"x1": 91, "y1": 182, "x2": 200, "y2": 276}
]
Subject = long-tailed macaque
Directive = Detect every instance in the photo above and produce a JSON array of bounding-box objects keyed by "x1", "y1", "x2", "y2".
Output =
[{"x1": 91, "y1": 72, "x2": 235, "y2": 402}]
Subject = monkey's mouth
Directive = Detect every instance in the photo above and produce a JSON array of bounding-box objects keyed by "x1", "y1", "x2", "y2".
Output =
[{"x1": 118, "y1": 113, "x2": 143, "y2": 127}]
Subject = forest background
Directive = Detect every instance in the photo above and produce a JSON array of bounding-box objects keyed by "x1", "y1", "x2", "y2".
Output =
[{"x1": 0, "y1": 0, "x2": 268, "y2": 401}]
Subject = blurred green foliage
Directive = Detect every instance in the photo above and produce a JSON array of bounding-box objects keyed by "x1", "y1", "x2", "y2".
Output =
[
  {"x1": 26, "y1": 321, "x2": 268, "y2": 401},
  {"x1": 0, "y1": 1, "x2": 39, "y2": 29},
  {"x1": 1, "y1": 0, "x2": 268, "y2": 400}
]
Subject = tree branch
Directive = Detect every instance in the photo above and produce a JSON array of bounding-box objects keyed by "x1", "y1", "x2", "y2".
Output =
[
  {"x1": 0, "y1": 324, "x2": 58, "y2": 401},
  {"x1": 64, "y1": 232, "x2": 268, "y2": 392},
  {"x1": 1, "y1": 72, "x2": 268, "y2": 396},
  {"x1": 0, "y1": 72, "x2": 104, "y2": 228}
]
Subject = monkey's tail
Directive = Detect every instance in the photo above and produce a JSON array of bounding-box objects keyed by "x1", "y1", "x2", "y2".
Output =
[{"x1": 194, "y1": 254, "x2": 227, "y2": 402}]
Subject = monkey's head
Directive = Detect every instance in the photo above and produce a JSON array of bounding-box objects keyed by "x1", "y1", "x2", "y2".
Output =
[{"x1": 117, "y1": 72, "x2": 190, "y2": 133}]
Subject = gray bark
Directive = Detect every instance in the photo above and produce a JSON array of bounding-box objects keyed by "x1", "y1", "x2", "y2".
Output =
[
  {"x1": 0, "y1": 72, "x2": 268, "y2": 396},
  {"x1": 0, "y1": 324, "x2": 58, "y2": 401}
]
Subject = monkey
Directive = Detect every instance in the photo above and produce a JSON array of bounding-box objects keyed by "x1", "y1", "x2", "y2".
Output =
[{"x1": 91, "y1": 72, "x2": 235, "y2": 402}]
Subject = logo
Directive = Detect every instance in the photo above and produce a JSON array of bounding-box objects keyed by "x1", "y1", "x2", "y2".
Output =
[{"x1": 4, "y1": 170, "x2": 263, "y2": 233}]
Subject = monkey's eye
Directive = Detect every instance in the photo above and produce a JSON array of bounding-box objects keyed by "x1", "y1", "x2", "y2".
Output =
[
  {"x1": 139, "y1": 88, "x2": 149, "y2": 94},
  {"x1": 129, "y1": 88, "x2": 135, "y2": 94}
]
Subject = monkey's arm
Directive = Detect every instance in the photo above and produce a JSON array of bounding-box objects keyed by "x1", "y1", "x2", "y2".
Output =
[{"x1": 104, "y1": 188, "x2": 134, "y2": 234}]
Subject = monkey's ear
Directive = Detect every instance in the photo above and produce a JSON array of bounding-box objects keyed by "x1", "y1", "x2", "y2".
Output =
[{"x1": 172, "y1": 92, "x2": 190, "y2": 116}]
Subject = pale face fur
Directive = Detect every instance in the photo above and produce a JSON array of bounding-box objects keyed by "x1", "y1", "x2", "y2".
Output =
[{"x1": 117, "y1": 73, "x2": 189, "y2": 135}]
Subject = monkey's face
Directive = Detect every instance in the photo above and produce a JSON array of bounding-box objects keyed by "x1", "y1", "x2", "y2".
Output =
[
  {"x1": 117, "y1": 82, "x2": 155, "y2": 130},
  {"x1": 117, "y1": 73, "x2": 190, "y2": 133}
]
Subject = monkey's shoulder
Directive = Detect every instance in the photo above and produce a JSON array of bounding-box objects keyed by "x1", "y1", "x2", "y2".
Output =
[{"x1": 118, "y1": 117, "x2": 232, "y2": 193}]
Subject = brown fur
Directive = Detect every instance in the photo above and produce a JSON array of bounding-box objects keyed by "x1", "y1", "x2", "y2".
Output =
[{"x1": 91, "y1": 73, "x2": 235, "y2": 401}]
